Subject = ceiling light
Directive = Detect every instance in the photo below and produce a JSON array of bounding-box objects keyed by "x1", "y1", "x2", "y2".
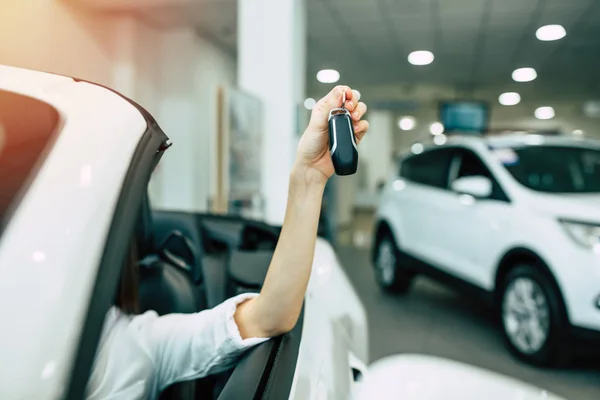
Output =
[
  {"x1": 32, "y1": 251, "x2": 46, "y2": 262},
  {"x1": 408, "y1": 50, "x2": 434, "y2": 66},
  {"x1": 535, "y1": 106, "x2": 555, "y2": 120},
  {"x1": 433, "y1": 134, "x2": 447, "y2": 145},
  {"x1": 512, "y1": 67, "x2": 537, "y2": 82},
  {"x1": 398, "y1": 116, "x2": 416, "y2": 131},
  {"x1": 498, "y1": 92, "x2": 521, "y2": 106},
  {"x1": 316, "y1": 69, "x2": 340, "y2": 83},
  {"x1": 411, "y1": 143, "x2": 424, "y2": 154},
  {"x1": 429, "y1": 122, "x2": 444, "y2": 135},
  {"x1": 536, "y1": 25, "x2": 566, "y2": 41},
  {"x1": 304, "y1": 98, "x2": 316, "y2": 110}
]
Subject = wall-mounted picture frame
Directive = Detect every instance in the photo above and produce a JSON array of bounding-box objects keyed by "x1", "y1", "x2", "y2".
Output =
[{"x1": 214, "y1": 86, "x2": 265, "y2": 219}]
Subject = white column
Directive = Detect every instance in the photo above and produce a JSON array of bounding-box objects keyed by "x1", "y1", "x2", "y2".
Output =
[
  {"x1": 357, "y1": 110, "x2": 394, "y2": 201},
  {"x1": 238, "y1": 0, "x2": 306, "y2": 225}
]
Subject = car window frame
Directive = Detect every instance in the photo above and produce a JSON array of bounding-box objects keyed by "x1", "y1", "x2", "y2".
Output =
[
  {"x1": 449, "y1": 147, "x2": 511, "y2": 202},
  {"x1": 64, "y1": 86, "x2": 170, "y2": 400}
]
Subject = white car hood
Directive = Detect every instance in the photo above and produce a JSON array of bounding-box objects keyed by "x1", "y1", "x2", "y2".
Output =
[
  {"x1": 355, "y1": 354, "x2": 564, "y2": 400},
  {"x1": 526, "y1": 192, "x2": 600, "y2": 223}
]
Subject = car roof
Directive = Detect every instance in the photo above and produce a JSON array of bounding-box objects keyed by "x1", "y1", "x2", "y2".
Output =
[
  {"x1": 0, "y1": 65, "x2": 148, "y2": 399},
  {"x1": 411, "y1": 132, "x2": 600, "y2": 155}
]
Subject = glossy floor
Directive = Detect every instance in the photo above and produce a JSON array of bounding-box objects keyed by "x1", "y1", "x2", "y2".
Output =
[{"x1": 337, "y1": 245, "x2": 600, "y2": 400}]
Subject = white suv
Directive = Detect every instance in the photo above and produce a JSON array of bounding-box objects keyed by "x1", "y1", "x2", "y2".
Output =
[{"x1": 373, "y1": 133, "x2": 600, "y2": 366}]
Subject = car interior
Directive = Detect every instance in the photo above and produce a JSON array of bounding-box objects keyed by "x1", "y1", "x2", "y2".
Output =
[{"x1": 132, "y1": 193, "x2": 302, "y2": 400}]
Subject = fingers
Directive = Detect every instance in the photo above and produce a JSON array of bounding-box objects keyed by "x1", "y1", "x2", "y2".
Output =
[
  {"x1": 344, "y1": 88, "x2": 361, "y2": 111},
  {"x1": 314, "y1": 85, "x2": 350, "y2": 113},
  {"x1": 354, "y1": 120, "x2": 369, "y2": 144},
  {"x1": 350, "y1": 102, "x2": 367, "y2": 122}
]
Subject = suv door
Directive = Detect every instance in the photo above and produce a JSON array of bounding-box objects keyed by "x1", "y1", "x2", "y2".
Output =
[
  {"x1": 396, "y1": 147, "x2": 454, "y2": 264},
  {"x1": 441, "y1": 148, "x2": 512, "y2": 289}
]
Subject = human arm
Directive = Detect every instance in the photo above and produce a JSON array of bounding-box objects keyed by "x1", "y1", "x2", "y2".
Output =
[
  {"x1": 233, "y1": 86, "x2": 369, "y2": 338},
  {"x1": 132, "y1": 293, "x2": 268, "y2": 390}
]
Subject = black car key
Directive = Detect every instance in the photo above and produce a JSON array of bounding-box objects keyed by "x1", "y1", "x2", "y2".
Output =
[{"x1": 328, "y1": 92, "x2": 358, "y2": 176}]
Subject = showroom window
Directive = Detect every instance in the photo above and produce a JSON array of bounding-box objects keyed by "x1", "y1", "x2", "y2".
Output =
[{"x1": 400, "y1": 148, "x2": 454, "y2": 189}]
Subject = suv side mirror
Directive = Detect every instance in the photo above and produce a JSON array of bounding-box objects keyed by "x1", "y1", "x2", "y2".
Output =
[{"x1": 452, "y1": 176, "x2": 492, "y2": 198}]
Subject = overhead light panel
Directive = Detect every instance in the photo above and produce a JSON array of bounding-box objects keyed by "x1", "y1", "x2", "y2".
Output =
[
  {"x1": 499, "y1": 92, "x2": 521, "y2": 106},
  {"x1": 304, "y1": 98, "x2": 316, "y2": 110},
  {"x1": 535, "y1": 106, "x2": 555, "y2": 120},
  {"x1": 536, "y1": 24, "x2": 566, "y2": 41},
  {"x1": 429, "y1": 122, "x2": 444, "y2": 136},
  {"x1": 512, "y1": 67, "x2": 537, "y2": 82},
  {"x1": 398, "y1": 116, "x2": 416, "y2": 131},
  {"x1": 316, "y1": 69, "x2": 340, "y2": 83},
  {"x1": 411, "y1": 143, "x2": 424, "y2": 154},
  {"x1": 408, "y1": 50, "x2": 434, "y2": 66}
]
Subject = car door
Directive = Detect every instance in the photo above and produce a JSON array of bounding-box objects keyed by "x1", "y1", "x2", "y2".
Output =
[
  {"x1": 396, "y1": 147, "x2": 456, "y2": 267},
  {"x1": 439, "y1": 148, "x2": 512, "y2": 288}
]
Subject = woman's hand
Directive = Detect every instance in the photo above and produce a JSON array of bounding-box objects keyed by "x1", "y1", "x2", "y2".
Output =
[{"x1": 295, "y1": 85, "x2": 369, "y2": 185}]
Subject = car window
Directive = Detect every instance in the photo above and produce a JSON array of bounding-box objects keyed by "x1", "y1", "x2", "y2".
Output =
[
  {"x1": 453, "y1": 149, "x2": 509, "y2": 202},
  {"x1": 499, "y1": 145, "x2": 600, "y2": 193},
  {"x1": 456, "y1": 151, "x2": 492, "y2": 179},
  {"x1": 400, "y1": 148, "x2": 454, "y2": 189},
  {"x1": 0, "y1": 89, "x2": 60, "y2": 232}
]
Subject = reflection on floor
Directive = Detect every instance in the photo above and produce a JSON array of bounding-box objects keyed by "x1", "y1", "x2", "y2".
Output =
[{"x1": 336, "y1": 212, "x2": 600, "y2": 400}]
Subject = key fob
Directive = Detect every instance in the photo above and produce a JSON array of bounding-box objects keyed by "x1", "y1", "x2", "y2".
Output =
[{"x1": 328, "y1": 108, "x2": 358, "y2": 176}]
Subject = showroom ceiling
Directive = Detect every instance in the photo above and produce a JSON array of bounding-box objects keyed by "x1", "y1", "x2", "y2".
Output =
[{"x1": 132, "y1": 0, "x2": 599, "y2": 103}]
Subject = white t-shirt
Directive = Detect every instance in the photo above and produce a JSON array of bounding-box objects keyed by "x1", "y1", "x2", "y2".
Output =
[{"x1": 86, "y1": 293, "x2": 268, "y2": 400}]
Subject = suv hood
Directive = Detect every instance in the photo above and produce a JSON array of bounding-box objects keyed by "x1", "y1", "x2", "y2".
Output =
[
  {"x1": 526, "y1": 192, "x2": 600, "y2": 223},
  {"x1": 355, "y1": 354, "x2": 564, "y2": 400}
]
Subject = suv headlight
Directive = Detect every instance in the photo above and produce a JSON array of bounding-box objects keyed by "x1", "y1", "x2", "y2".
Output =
[{"x1": 559, "y1": 219, "x2": 600, "y2": 250}]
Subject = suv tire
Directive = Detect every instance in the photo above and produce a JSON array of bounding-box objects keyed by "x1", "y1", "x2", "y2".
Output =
[
  {"x1": 373, "y1": 231, "x2": 413, "y2": 293},
  {"x1": 499, "y1": 264, "x2": 571, "y2": 367}
]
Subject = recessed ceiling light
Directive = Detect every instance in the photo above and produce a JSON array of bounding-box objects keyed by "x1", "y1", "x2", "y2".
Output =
[
  {"x1": 408, "y1": 50, "x2": 434, "y2": 66},
  {"x1": 304, "y1": 98, "x2": 316, "y2": 110},
  {"x1": 429, "y1": 122, "x2": 444, "y2": 135},
  {"x1": 316, "y1": 69, "x2": 340, "y2": 83},
  {"x1": 398, "y1": 116, "x2": 416, "y2": 131},
  {"x1": 411, "y1": 143, "x2": 424, "y2": 154},
  {"x1": 536, "y1": 24, "x2": 566, "y2": 41},
  {"x1": 535, "y1": 106, "x2": 555, "y2": 120},
  {"x1": 512, "y1": 67, "x2": 537, "y2": 82},
  {"x1": 499, "y1": 92, "x2": 521, "y2": 106},
  {"x1": 433, "y1": 134, "x2": 447, "y2": 145}
]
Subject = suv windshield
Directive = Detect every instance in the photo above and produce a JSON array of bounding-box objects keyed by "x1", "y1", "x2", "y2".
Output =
[
  {"x1": 0, "y1": 89, "x2": 60, "y2": 231},
  {"x1": 497, "y1": 145, "x2": 600, "y2": 193}
]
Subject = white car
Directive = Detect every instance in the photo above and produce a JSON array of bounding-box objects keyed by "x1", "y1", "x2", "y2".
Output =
[
  {"x1": 373, "y1": 133, "x2": 600, "y2": 366},
  {"x1": 0, "y1": 65, "x2": 368, "y2": 400},
  {"x1": 0, "y1": 65, "x2": 562, "y2": 400}
]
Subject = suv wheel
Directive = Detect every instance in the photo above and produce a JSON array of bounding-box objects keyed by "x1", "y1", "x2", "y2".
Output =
[
  {"x1": 373, "y1": 232, "x2": 413, "y2": 293},
  {"x1": 499, "y1": 265, "x2": 571, "y2": 366}
]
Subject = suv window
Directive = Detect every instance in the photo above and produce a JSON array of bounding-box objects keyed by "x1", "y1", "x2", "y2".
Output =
[
  {"x1": 400, "y1": 148, "x2": 453, "y2": 189},
  {"x1": 452, "y1": 149, "x2": 509, "y2": 202},
  {"x1": 456, "y1": 150, "x2": 492, "y2": 179}
]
